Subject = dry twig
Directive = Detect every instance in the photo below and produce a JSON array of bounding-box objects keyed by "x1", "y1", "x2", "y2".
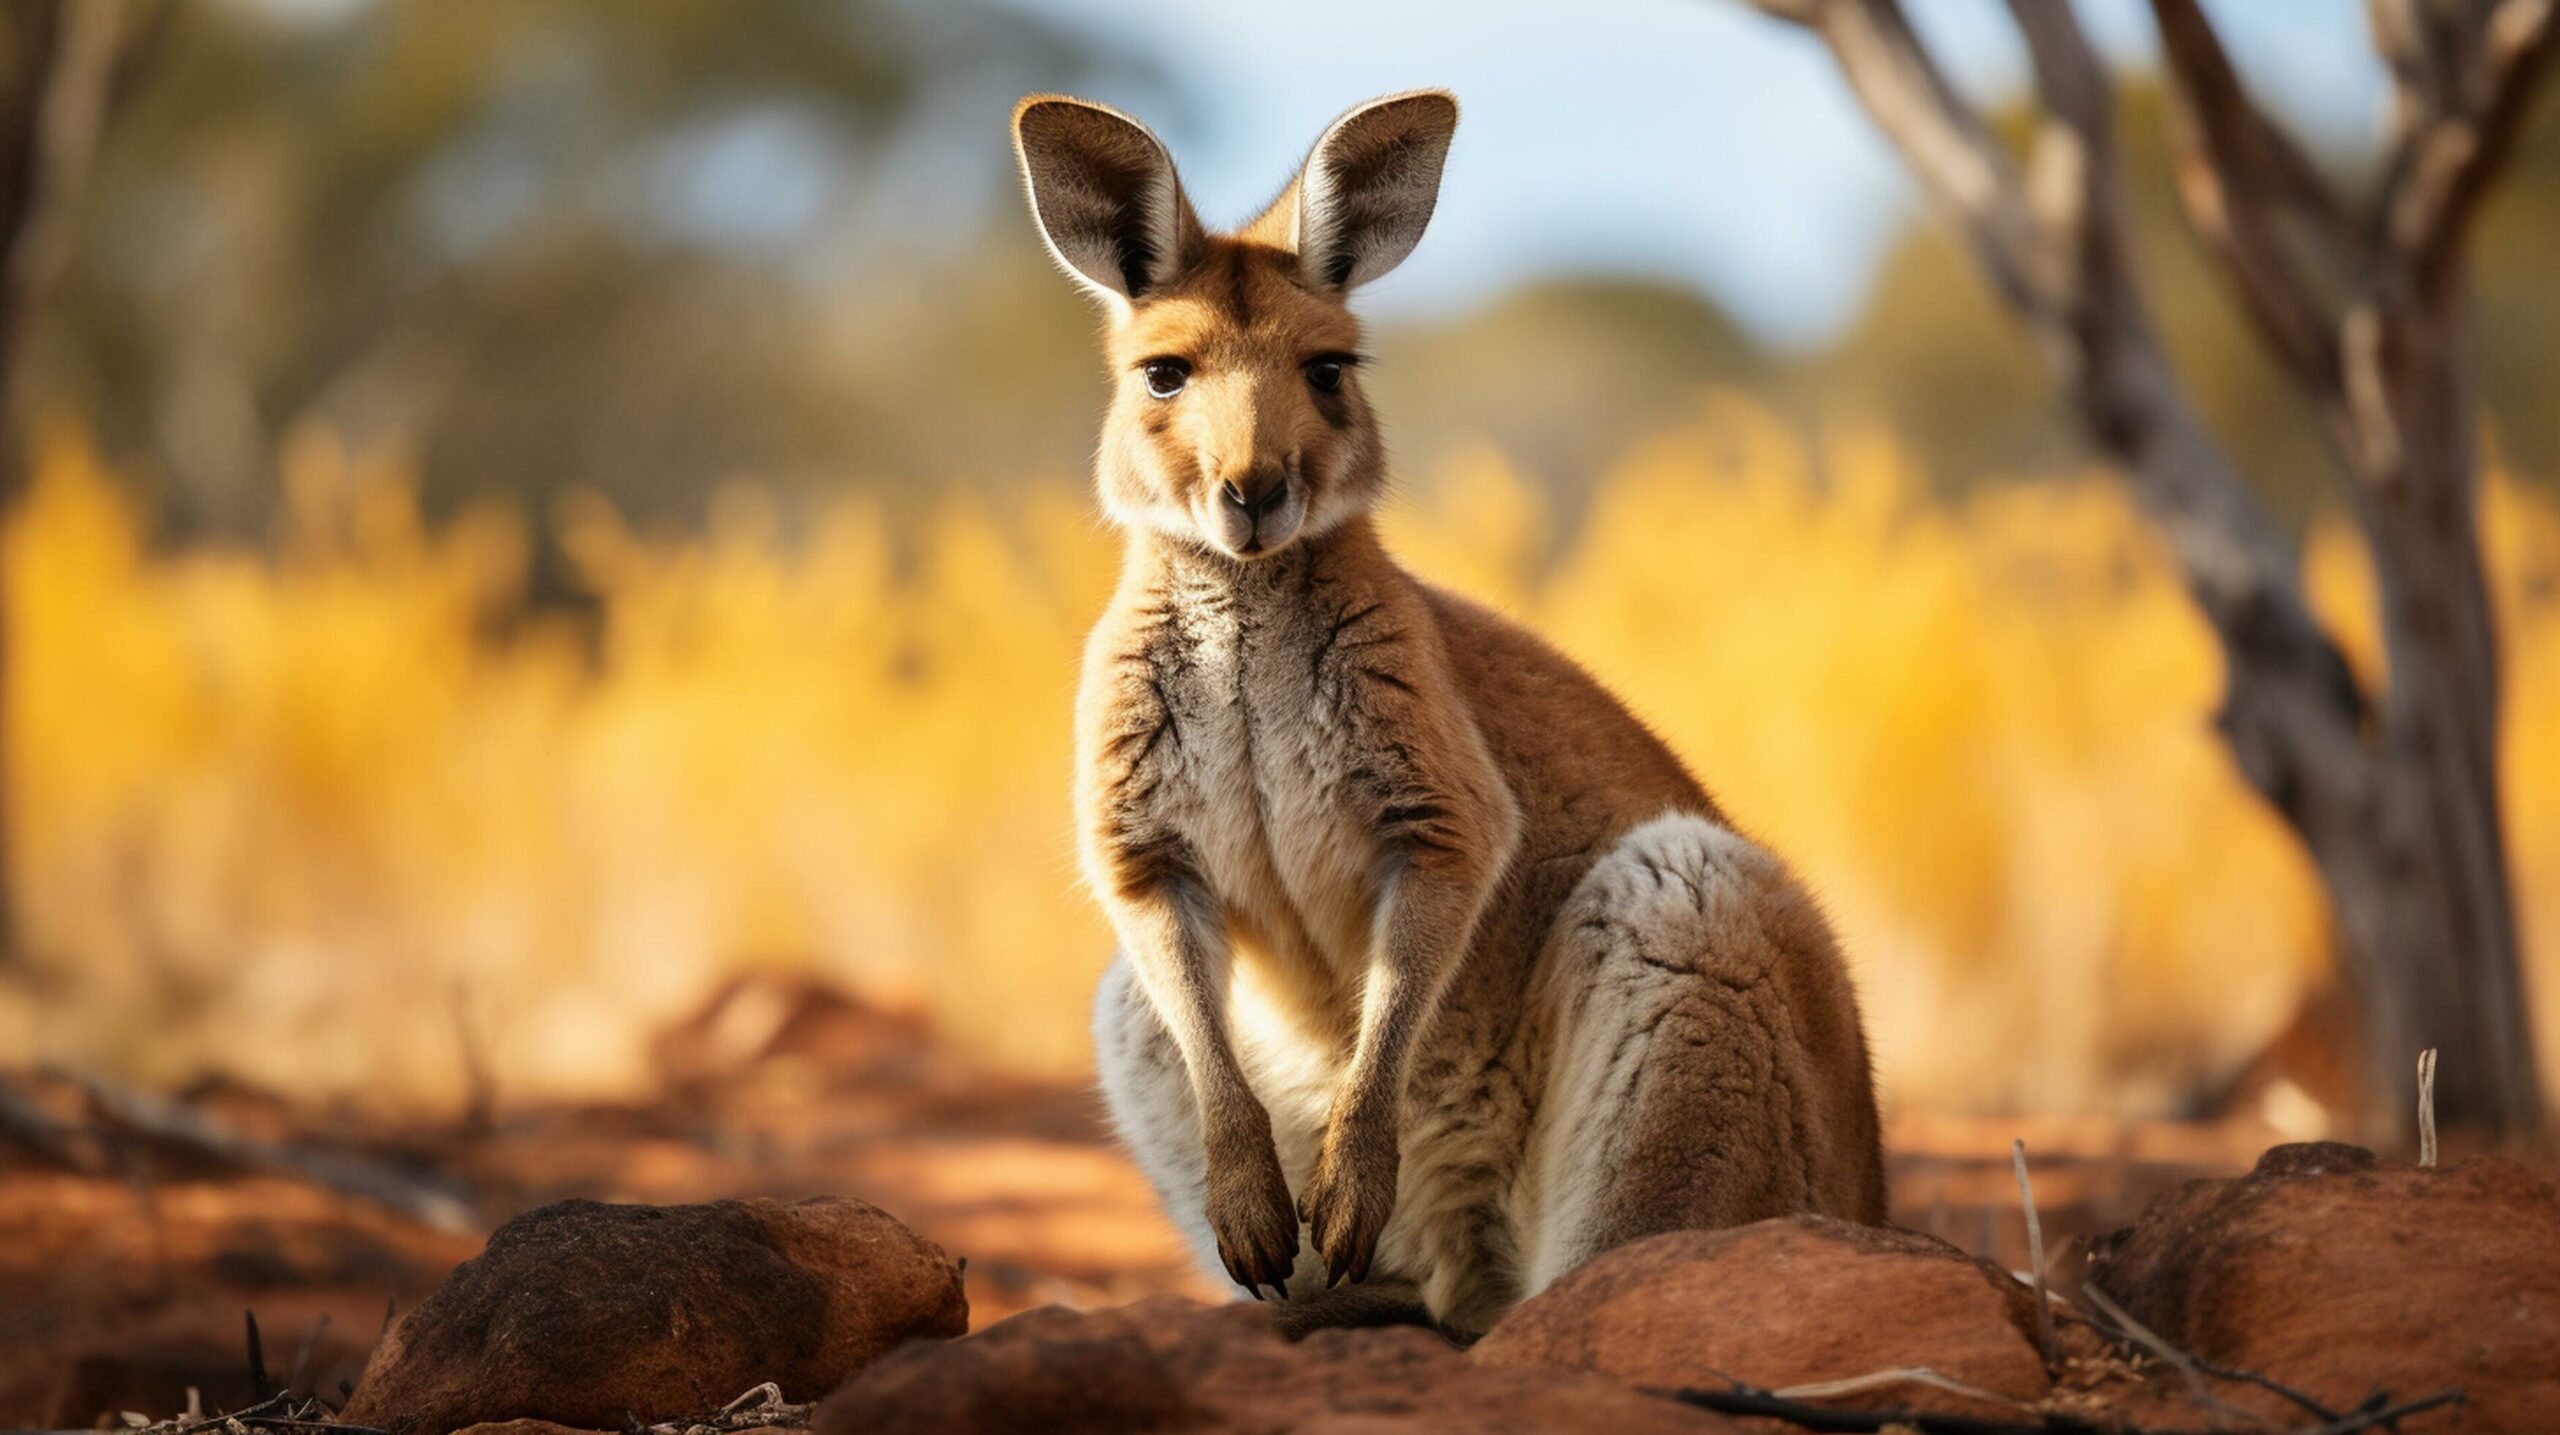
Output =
[
  {"x1": 2077, "y1": 1283, "x2": 2246, "y2": 1425},
  {"x1": 2417, "y1": 1048, "x2": 2439, "y2": 1167},
  {"x1": 633, "y1": 1382, "x2": 815, "y2": 1435},
  {"x1": 57, "y1": 1391, "x2": 395, "y2": 1435},
  {"x1": 285, "y1": 1314, "x2": 329, "y2": 1398},
  {"x1": 451, "y1": 980, "x2": 498, "y2": 1138},
  {"x1": 1773, "y1": 1366, "x2": 2036, "y2": 1411},
  {"x1": 2011, "y1": 1139, "x2": 2057, "y2": 1367}
]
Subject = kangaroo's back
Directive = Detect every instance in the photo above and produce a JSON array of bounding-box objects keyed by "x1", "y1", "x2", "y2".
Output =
[{"x1": 1422, "y1": 581, "x2": 1720, "y2": 840}]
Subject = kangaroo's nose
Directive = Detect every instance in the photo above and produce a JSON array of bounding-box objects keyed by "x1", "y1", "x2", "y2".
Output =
[{"x1": 1220, "y1": 478, "x2": 1289, "y2": 520}]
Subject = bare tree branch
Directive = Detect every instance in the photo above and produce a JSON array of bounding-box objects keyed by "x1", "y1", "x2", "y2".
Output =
[
  {"x1": 0, "y1": 0, "x2": 129, "y2": 970},
  {"x1": 0, "y1": 0, "x2": 123, "y2": 457},
  {"x1": 2384, "y1": 0, "x2": 2559, "y2": 294},
  {"x1": 0, "y1": 5, "x2": 67, "y2": 431},
  {"x1": 2004, "y1": 0, "x2": 2106, "y2": 321},
  {"x1": 1755, "y1": 0, "x2": 2366, "y2": 775},
  {"x1": 1752, "y1": 0, "x2": 2047, "y2": 318},
  {"x1": 1747, "y1": 0, "x2": 2548, "y2": 1130},
  {"x1": 2150, "y1": 0, "x2": 2365, "y2": 388},
  {"x1": 2002, "y1": 0, "x2": 2123, "y2": 366},
  {"x1": 2370, "y1": 0, "x2": 2470, "y2": 135}
]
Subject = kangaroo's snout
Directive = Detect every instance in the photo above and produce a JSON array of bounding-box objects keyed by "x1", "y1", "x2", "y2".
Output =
[
  {"x1": 1214, "y1": 465, "x2": 1304, "y2": 556},
  {"x1": 1219, "y1": 475, "x2": 1289, "y2": 520}
]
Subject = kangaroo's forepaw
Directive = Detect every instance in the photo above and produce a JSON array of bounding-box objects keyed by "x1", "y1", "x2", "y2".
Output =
[
  {"x1": 1302, "y1": 1122, "x2": 1397, "y2": 1286},
  {"x1": 1206, "y1": 1141, "x2": 1300, "y2": 1299}
]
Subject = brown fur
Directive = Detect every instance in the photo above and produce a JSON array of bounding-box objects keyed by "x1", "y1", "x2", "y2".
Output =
[{"x1": 1018, "y1": 90, "x2": 1886, "y2": 1333}]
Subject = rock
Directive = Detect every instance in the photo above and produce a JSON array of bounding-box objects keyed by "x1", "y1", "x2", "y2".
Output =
[
  {"x1": 342, "y1": 1196, "x2": 966, "y2": 1435},
  {"x1": 1473, "y1": 1216, "x2": 2057, "y2": 1419},
  {"x1": 2088, "y1": 1142, "x2": 2560, "y2": 1433},
  {"x1": 813, "y1": 1303, "x2": 1199, "y2": 1435},
  {"x1": 815, "y1": 1296, "x2": 1738, "y2": 1434}
]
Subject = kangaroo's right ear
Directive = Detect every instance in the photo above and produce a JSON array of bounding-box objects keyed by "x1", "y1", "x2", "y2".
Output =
[{"x1": 1012, "y1": 96, "x2": 1204, "y2": 307}]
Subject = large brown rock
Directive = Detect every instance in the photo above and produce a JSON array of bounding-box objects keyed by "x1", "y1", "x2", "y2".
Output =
[
  {"x1": 1473, "y1": 1216, "x2": 2057, "y2": 1419},
  {"x1": 342, "y1": 1196, "x2": 965, "y2": 1435},
  {"x1": 2088, "y1": 1141, "x2": 2560, "y2": 1433},
  {"x1": 814, "y1": 1296, "x2": 1739, "y2": 1434}
]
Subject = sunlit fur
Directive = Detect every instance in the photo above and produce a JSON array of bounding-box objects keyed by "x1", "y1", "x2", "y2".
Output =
[
  {"x1": 1096, "y1": 240, "x2": 1379, "y2": 558},
  {"x1": 1019, "y1": 90, "x2": 1887, "y2": 1335}
]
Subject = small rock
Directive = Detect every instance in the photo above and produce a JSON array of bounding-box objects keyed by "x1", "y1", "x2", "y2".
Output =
[
  {"x1": 815, "y1": 1296, "x2": 1738, "y2": 1433},
  {"x1": 1473, "y1": 1215, "x2": 2057, "y2": 1419},
  {"x1": 2088, "y1": 1142, "x2": 2560, "y2": 1433},
  {"x1": 342, "y1": 1196, "x2": 965, "y2": 1435},
  {"x1": 813, "y1": 1303, "x2": 1198, "y2": 1435}
]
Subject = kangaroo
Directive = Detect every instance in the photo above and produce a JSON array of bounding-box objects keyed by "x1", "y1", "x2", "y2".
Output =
[{"x1": 1014, "y1": 89, "x2": 1887, "y2": 1335}]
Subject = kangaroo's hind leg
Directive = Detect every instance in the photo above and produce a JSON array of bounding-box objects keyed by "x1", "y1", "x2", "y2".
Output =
[
  {"x1": 1092, "y1": 953, "x2": 1228, "y2": 1288},
  {"x1": 1516, "y1": 813, "x2": 1887, "y2": 1297}
]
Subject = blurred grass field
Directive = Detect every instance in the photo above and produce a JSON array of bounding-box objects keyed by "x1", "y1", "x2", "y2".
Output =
[{"x1": 9, "y1": 395, "x2": 2558, "y2": 1118}]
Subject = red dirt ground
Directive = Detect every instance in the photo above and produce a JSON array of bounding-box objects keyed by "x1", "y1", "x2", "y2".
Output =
[{"x1": 0, "y1": 976, "x2": 2338, "y2": 1429}]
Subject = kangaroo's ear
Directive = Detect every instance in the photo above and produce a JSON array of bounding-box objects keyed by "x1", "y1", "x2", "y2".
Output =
[
  {"x1": 1012, "y1": 95, "x2": 1204, "y2": 306},
  {"x1": 1288, "y1": 90, "x2": 1458, "y2": 292}
]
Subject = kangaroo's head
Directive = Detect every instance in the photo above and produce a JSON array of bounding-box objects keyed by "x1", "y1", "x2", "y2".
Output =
[{"x1": 1011, "y1": 90, "x2": 1457, "y2": 560}]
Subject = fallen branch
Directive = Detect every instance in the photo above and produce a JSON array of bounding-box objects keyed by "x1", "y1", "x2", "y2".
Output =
[
  {"x1": 0, "y1": 1082, "x2": 87, "y2": 1167},
  {"x1": 2077, "y1": 1283, "x2": 2250, "y2": 1423},
  {"x1": 2076, "y1": 1282, "x2": 2438, "y2": 1432},
  {"x1": 2183, "y1": 1358, "x2": 2342, "y2": 1427},
  {"x1": 54, "y1": 1069, "x2": 480, "y2": 1233},
  {"x1": 2306, "y1": 1388, "x2": 2464, "y2": 1435}
]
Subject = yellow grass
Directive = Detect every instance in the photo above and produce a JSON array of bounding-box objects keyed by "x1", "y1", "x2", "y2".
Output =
[{"x1": 7, "y1": 396, "x2": 2557, "y2": 1116}]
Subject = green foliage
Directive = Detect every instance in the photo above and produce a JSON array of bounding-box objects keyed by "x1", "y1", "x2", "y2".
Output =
[{"x1": 34, "y1": 0, "x2": 1139, "y2": 541}]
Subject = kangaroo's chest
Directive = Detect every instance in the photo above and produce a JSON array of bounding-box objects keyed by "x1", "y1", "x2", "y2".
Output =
[{"x1": 1141, "y1": 589, "x2": 1384, "y2": 977}]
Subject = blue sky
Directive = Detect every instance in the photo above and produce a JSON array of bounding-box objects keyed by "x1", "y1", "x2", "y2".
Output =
[
  {"x1": 244, "y1": 0, "x2": 2397, "y2": 349},
  {"x1": 992, "y1": 0, "x2": 2387, "y2": 346}
]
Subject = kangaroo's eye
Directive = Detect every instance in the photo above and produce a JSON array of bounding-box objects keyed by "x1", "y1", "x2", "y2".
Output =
[
  {"x1": 1141, "y1": 358, "x2": 1190, "y2": 399},
  {"x1": 1304, "y1": 358, "x2": 1346, "y2": 394}
]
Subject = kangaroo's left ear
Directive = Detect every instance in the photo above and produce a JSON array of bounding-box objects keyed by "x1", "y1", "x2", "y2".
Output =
[{"x1": 1287, "y1": 90, "x2": 1458, "y2": 292}]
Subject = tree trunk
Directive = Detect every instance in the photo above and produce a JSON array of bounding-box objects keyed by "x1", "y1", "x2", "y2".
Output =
[
  {"x1": 0, "y1": 2, "x2": 66, "y2": 970},
  {"x1": 0, "y1": 0, "x2": 124, "y2": 968},
  {"x1": 1749, "y1": 0, "x2": 2552, "y2": 1135},
  {"x1": 2315, "y1": 288, "x2": 2542, "y2": 1130}
]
